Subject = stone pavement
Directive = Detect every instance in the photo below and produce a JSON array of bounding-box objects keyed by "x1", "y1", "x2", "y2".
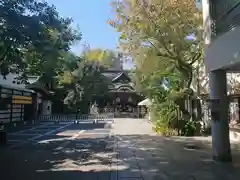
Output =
[
  {"x1": 1, "y1": 119, "x2": 240, "y2": 180},
  {"x1": 0, "y1": 122, "x2": 115, "y2": 180},
  {"x1": 110, "y1": 118, "x2": 240, "y2": 180}
]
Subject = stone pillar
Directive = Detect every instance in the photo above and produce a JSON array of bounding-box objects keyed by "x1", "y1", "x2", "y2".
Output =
[{"x1": 209, "y1": 70, "x2": 232, "y2": 162}]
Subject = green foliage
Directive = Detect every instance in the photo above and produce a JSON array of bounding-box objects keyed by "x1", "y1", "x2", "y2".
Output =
[
  {"x1": 0, "y1": 0, "x2": 81, "y2": 77},
  {"x1": 109, "y1": 0, "x2": 203, "y2": 136},
  {"x1": 181, "y1": 119, "x2": 197, "y2": 136},
  {"x1": 82, "y1": 47, "x2": 120, "y2": 69},
  {"x1": 153, "y1": 125, "x2": 179, "y2": 136},
  {"x1": 152, "y1": 100, "x2": 178, "y2": 126},
  {"x1": 58, "y1": 58, "x2": 109, "y2": 111}
]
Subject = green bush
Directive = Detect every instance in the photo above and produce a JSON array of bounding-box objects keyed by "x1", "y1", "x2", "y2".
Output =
[
  {"x1": 181, "y1": 119, "x2": 197, "y2": 136},
  {"x1": 151, "y1": 100, "x2": 181, "y2": 136},
  {"x1": 151, "y1": 99, "x2": 200, "y2": 136},
  {"x1": 153, "y1": 125, "x2": 178, "y2": 136}
]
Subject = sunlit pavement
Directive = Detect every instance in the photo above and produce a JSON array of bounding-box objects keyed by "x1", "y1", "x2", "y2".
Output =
[
  {"x1": 112, "y1": 118, "x2": 240, "y2": 180},
  {"x1": 1, "y1": 119, "x2": 240, "y2": 180},
  {"x1": 0, "y1": 121, "x2": 115, "y2": 180}
]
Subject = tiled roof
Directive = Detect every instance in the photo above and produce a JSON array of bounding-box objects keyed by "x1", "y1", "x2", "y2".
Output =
[
  {"x1": 102, "y1": 72, "x2": 121, "y2": 80},
  {"x1": 101, "y1": 70, "x2": 131, "y2": 81}
]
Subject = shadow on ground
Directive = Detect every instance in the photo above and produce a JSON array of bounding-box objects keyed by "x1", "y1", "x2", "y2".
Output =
[
  {"x1": 0, "y1": 136, "x2": 117, "y2": 180},
  {"x1": 114, "y1": 134, "x2": 240, "y2": 180},
  {"x1": 1, "y1": 132, "x2": 240, "y2": 179}
]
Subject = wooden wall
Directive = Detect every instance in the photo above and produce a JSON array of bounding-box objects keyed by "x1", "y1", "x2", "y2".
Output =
[{"x1": 0, "y1": 86, "x2": 34, "y2": 124}]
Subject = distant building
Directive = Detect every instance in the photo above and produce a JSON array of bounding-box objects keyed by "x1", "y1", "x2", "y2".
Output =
[
  {"x1": 0, "y1": 73, "x2": 36, "y2": 126},
  {"x1": 0, "y1": 73, "x2": 53, "y2": 124},
  {"x1": 91, "y1": 55, "x2": 144, "y2": 117}
]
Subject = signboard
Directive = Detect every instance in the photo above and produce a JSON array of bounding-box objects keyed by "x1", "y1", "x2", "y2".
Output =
[{"x1": 12, "y1": 95, "x2": 32, "y2": 104}]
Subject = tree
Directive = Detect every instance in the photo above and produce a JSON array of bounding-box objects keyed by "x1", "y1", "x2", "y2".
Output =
[
  {"x1": 59, "y1": 58, "x2": 109, "y2": 113},
  {"x1": 82, "y1": 47, "x2": 120, "y2": 69},
  {"x1": 0, "y1": 0, "x2": 81, "y2": 77},
  {"x1": 109, "y1": 0, "x2": 202, "y2": 89},
  {"x1": 108, "y1": 0, "x2": 203, "y2": 135}
]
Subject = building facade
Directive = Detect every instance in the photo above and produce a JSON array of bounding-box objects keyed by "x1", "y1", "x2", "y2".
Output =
[
  {"x1": 97, "y1": 69, "x2": 143, "y2": 117},
  {"x1": 0, "y1": 74, "x2": 36, "y2": 128},
  {"x1": 201, "y1": 0, "x2": 240, "y2": 162},
  {"x1": 0, "y1": 73, "x2": 53, "y2": 126},
  {"x1": 91, "y1": 54, "x2": 144, "y2": 117}
]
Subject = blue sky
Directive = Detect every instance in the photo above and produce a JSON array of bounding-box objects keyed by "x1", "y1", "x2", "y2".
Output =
[{"x1": 47, "y1": 0, "x2": 120, "y2": 55}]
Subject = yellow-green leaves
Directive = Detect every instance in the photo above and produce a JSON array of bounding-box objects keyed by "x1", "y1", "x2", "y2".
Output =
[
  {"x1": 58, "y1": 71, "x2": 73, "y2": 85},
  {"x1": 83, "y1": 48, "x2": 117, "y2": 68},
  {"x1": 109, "y1": 0, "x2": 202, "y2": 85}
]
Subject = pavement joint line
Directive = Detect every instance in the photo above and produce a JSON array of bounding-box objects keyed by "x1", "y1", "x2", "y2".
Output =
[
  {"x1": 70, "y1": 130, "x2": 86, "y2": 140},
  {"x1": 54, "y1": 130, "x2": 86, "y2": 151},
  {"x1": 28, "y1": 123, "x2": 73, "y2": 141},
  {"x1": 8, "y1": 124, "x2": 71, "y2": 149}
]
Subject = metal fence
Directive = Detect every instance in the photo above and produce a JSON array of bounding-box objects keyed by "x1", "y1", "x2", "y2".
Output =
[{"x1": 37, "y1": 113, "x2": 115, "y2": 124}]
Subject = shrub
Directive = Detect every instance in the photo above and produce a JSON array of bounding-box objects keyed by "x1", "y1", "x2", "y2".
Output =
[
  {"x1": 181, "y1": 119, "x2": 197, "y2": 136},
  {"x1": 153, "y1": 125, "x2": 178, "y2": 136},
  {"x1": 151, "y1": 100, "x2": 181, "y2": 136},
  {"x1": 151, "y1": 99, "x2": 200, "y2": 136}
]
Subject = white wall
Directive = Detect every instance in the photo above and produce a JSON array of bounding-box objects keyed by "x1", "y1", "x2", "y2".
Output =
[
  {"x1": 42, "y1": 100, "x2": 52, "y2": 115},
  {"x1": 0, "y1": 73, "x2": 26, "y2": 88},
  {"x1": 205, "y1": 26, "x2": 240, "y2": 71}
]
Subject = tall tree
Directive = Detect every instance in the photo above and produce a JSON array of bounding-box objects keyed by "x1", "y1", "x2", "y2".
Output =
[
  {"x1": 108, "y1": 0, "x2": 203, "y2": 134},
  {"x1": 108, "y1": 0, "x2": 202, "y2": 93},
  {"x1": 0, "y1": 0, "x2": 81, "y2": 77},
  {"x1": 59, "y1": 59, "x2": 109, "y2": 112},
  {"x1": 82, "y1": 47, "x2": 120, "y2": 69}
]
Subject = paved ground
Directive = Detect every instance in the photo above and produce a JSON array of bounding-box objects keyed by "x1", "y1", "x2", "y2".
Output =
[
  {"x1": 1, "y1": 118, "x2": 240, "y2": 180},
  {"x1": 0, "y1": 120, "x2": 114, "y2": 180},
  {"x1": 112, "y1": 119, "x2": 240, "y2": 180}
]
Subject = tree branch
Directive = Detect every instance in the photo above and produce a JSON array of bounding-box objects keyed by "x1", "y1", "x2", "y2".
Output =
[
  {"x1": 188, "y1": 51, "x2": 202, "y2": 65},
  {"x1": 146, "y1": 39, "x2": 175, "y2": 62},
  {"x1": 139, "y1": 1, "x2": 177, "y2": 59}
]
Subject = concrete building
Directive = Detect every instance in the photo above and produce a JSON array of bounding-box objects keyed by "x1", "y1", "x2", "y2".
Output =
[{"x1": 202, "y1": 0, "x2": 240, "y2": 162}]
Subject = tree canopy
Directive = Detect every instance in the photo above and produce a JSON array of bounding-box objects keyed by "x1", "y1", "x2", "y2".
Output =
[
  {"x1": 109, "y1": 0, "x2": 203, "y2": 135},
  {"x1": 109, "y1": 0, "x2": 202, "y2": 91},
  {"x1": 0, "y1": 0, "x2": 81, "y2": 77},
  {"x1": 82, "y1": 47, "x2": 121, "y2": 69},
  {"x1": 58, "y1": 58, "x2": 109, "y2": 112}
]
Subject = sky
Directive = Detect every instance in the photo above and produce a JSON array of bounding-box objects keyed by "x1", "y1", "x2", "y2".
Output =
[
  {"x1": 47, "y1": 0, "x2": 119, "y2": 55},
  {"x1": 45, "y1": 1, "x2": 202, "y2": 70},
  {"x1": 46, "y1": 0, "x2": 135, "y2": 69}
]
